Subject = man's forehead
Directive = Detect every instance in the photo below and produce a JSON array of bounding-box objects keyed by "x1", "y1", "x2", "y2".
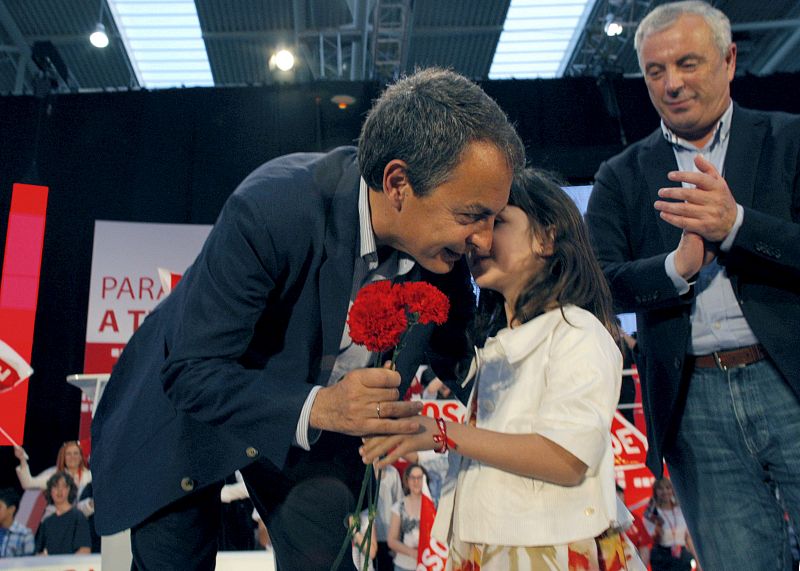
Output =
[{"x1": 642, "y1": 16, "x2": 713, "y2": 50}]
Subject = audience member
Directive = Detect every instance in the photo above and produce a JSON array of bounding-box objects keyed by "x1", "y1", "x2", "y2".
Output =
[
  {"x1": 375, "y1": 464, "x2": 404, "y2": 571},
  {"x1": 643, "y1": 478, "x2": 696, "y2": 571},
  {"x1": 585, "y1": 2, "x2": 800, "y2": 568},
  {"x1": 400, "y1": 449, "x2": 447, "y2": 506},
  {"x1": 35, "y1": 472, "x2": 91, "y2": 555},
  {"x1": 419, "y1": 367, "x2": 451, "y2": 400},
  {"x1": 387, "y1": 464, "x2": 427, "y2": 571},
  {"x1": 0, "y1": 488, "x2": 35, "y2": 558},
  {"x1": 14, "y1": 441, "x2": 93, "y2": 518},
  {"x1": 350, "y1": 509, "x2": 377, "y2": 571}
]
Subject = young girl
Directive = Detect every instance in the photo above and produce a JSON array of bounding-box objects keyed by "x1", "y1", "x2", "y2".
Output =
[{"x1": 361, "y1": 169, "x2": 641, "y2": 570}]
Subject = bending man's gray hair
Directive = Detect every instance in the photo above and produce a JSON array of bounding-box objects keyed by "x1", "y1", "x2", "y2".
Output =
[
  {"x1": 634, "y1": 1, "x2": 732, "y2": 68},
  {"x1": 358, "y1": 67, "x2": 525, "y2": 197}
]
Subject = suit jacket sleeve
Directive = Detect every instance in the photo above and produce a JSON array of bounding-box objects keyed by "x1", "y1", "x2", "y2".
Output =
[
  {"x1": 587, "y1": 157, "x2": 691, "y2": 314},
  {"x1": 720, "y1": 122, "x2": 800, "y2": 281},
  {"x1": 159, "y1": 176, "x2": 319, "y2": 466}
]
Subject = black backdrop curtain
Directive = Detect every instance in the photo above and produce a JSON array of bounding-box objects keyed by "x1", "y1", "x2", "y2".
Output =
[{"x1": 1, "y1": 73, "x2": 799, "y2": 486}]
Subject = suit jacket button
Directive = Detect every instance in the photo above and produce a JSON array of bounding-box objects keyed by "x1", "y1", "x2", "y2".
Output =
[
  {"x1": 584, "y1": 507, "x2": 595, "y2": 516},
  {"x1": 246, "y1": 447, "x2": 259, "y2": 458},
  {"x1": 674, "y1": 357, "x2": 682, "y2": 370},
  {"x1": 180, "y1": 477, "x2": 195, "y2": 492}
]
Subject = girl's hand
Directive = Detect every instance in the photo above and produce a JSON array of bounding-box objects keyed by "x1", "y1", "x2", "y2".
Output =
[{"x1": 360, "y1": 415, "x2": 439, "y2": 467}]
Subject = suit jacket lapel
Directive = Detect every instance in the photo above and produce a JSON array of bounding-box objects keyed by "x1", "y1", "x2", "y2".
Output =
[
  {"x1": 317, "y1": 160, "x2": 360, "y2": 384},
  {"x1": 639, "y1": 129, "x2": 683, "y2": 249},
  {"x1": 723, "y1": 104, "x2": 766, "y2": 209}
]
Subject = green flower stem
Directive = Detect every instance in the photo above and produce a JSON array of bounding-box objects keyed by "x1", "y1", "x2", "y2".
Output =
[{"x1": 330, "y1": 320, "x2": 421, "y2": 571}]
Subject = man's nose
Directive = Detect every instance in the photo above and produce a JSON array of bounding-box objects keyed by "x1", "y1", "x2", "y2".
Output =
[
  {"x1": 664, "y1": 68, "x2": 684, "y2": 96},
  {"x1": 468, "y1": 220, "x2": 493, "y2": 255}
]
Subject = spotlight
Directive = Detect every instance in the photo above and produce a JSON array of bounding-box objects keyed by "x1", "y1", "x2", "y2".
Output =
[
  {"x1": 90, "y1": 22, "x2": 109, "y2": 48},
  {"x1": 271, "y1": 49, "x2": 295, "y2": 72},
  {"x1": 604, "y1": 14, "x2": 624, "y2": 37}
]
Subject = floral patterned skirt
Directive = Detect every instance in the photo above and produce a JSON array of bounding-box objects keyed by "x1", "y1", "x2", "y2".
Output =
[{"x1": 446, "y1": 528, "x2": 646, "y2": 571}]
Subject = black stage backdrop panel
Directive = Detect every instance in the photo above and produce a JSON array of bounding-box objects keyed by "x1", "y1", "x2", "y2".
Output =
[{"x1": 1, "y1": 74, "x2": 798, "y2": 488}]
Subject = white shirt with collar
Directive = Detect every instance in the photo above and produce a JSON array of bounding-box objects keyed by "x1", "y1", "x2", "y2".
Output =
[
  {"x1": 433, "y1": 305, "x2": 622, "y2": 546},
  {"x1": 661, "y1": 102, "x2": 758, "y2": 354}
]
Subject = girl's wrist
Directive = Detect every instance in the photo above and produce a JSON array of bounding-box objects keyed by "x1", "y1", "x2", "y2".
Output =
[{"x1": 432, "y1": 418, "x2": 457, "y2": 453}]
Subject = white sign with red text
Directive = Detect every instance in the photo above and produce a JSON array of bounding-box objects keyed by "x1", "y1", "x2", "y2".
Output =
[{"x1": 83, "y1": 221, "x2": 211, "y2": 373}]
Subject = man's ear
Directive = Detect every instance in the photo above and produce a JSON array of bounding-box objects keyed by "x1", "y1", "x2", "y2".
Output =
[{"x1": 382, "y1": 159, "x2": 412, "y2": 210}]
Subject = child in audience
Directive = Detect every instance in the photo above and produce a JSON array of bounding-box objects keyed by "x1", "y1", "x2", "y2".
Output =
[
  {"x1": 362, "y1": 169, "x2": 642, "y2": 570},
  {"x1": 14, "y1": 441, "x2": 93, "y2": 518},
  {"x1": 0, "y1": 488, "x2": 35, "y2": 557},
  {"x1": 35, "y1": 472, "x2": 91, "y2": 555}
]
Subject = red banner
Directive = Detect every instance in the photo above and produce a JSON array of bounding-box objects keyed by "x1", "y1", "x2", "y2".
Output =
[
  {"x1": 0, "y1": 183, "x2": 48, "y2": 447},
  {"x1": 611, "y1": 411, "x2": 656, "y2": 517}
]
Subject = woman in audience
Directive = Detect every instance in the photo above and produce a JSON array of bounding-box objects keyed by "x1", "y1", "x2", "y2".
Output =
[
  {"x1": 14, "y1": 441, "x2": 93, "y2": 518},
  {"x1": 643, "y1": 478, "x2": 697, "y2": 571},
  {"x1": 387, "y1": 463, "x2": 427, "y2": 571}
]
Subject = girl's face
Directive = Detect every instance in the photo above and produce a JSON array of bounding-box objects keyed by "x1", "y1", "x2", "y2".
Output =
[
  {"x1": 406, "y1": 468, "x2": 424, "y2": 495},
  {"x1": 655, "y1": 480, "x2": 673, "y2": 504},
  {"x1": 64, "y1": 444, "x2": 82, "y2": 470},
  {"x1": 467, "y1": 205, "x2": 550, "y2": 306}
]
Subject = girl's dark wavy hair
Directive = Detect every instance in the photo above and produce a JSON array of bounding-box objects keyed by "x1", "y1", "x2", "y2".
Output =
[{"x1": 470, "y1": 168, "x2": 617, "y2": 349}]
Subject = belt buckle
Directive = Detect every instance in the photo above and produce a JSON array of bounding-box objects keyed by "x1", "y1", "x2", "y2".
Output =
[{"x1": 712, "y1": 351, "x2": 728, "y2": 371}]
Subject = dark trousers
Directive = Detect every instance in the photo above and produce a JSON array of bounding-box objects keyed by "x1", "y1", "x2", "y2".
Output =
[
  {"x1": 130, "y1": 433, "x2": 363, "y2": 570},
  {"x1": 130, "y1": 483, "x2": 223, "y2": 571}
]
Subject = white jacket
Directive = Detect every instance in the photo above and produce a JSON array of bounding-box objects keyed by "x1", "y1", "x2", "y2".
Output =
[{"x1": 432, "y1": 305, "x2": 622, "y2": 546}]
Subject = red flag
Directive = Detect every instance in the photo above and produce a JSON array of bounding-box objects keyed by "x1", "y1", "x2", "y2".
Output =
[
  {"x1": 158, "y1": 267, "x2": 183, "y2": 294},
  {"x1": 0, "y1": 339, "x2": 34, "y2": 447},
  {"x1": 417, "y1": 475, "x2": 448, "y2": 571}
]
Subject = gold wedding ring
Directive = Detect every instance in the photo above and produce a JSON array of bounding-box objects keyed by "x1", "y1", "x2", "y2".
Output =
[{"x1": 376, "y1": 402, "x2": 382, "y2": 419}]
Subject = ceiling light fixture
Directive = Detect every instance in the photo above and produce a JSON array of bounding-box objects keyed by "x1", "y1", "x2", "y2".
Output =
[
  {"x1": 330, "y1": 94, "x2": 356, "y2": 110},
  {"x1": 270, "y1": 49, "x2": 295, "y2": 72},
  {"x1": 90, "y1": 1, "x2": 109, "y2": 48},
  {"x1": 604, "y1": 13, "x2": 624, "y2": 37}
]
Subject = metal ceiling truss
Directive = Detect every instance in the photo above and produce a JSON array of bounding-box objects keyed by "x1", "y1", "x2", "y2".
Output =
[
  {"x1": 0, "y1": 0, "x2": 39, "y2": 94},
  {"x1": 564, "y1": 0, "x2": 655, "y2": 77},
  {"x1": 292, "y1": 0, "x2": 414, "y2": 82}
]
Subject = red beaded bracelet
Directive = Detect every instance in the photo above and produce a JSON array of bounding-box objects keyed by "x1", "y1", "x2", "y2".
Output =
[{"x1": 432, "y1": 417, "x2": 457, "y2": 454}]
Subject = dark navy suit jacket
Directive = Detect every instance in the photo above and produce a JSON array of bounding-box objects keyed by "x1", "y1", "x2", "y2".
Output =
[
  {"x1": 586, "y1": 105, "x2": 800, "y2": 475},
  {"x1": 91, "y1": 147, "x2": 474, "y2": 534}
]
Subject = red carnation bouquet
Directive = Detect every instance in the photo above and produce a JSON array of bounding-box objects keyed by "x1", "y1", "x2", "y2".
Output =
[{"x1": 332, "y1": 280, "x2": 449, "y2": 571}]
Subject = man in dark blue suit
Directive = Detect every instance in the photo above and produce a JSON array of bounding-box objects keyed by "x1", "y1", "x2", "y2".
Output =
[
  {"x1": 586, "y1": 2, "x2": 800, "y2": 570},
  {"x1": 91, "y1": 68, "x2": 525, "y2": 570}
]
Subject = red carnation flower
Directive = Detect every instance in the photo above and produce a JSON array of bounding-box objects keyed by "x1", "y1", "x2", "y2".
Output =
[
  {"x1": 347, "y1": 281, "x2": 407, "y2": 352},
  {"x1": 395, "y1": 281, "x2": 450, "y2": 325}
]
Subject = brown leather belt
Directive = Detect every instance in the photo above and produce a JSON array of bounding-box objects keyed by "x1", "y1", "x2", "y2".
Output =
[{"x1": 692, "y1": 344, "x2": 766, "y2": 371}]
